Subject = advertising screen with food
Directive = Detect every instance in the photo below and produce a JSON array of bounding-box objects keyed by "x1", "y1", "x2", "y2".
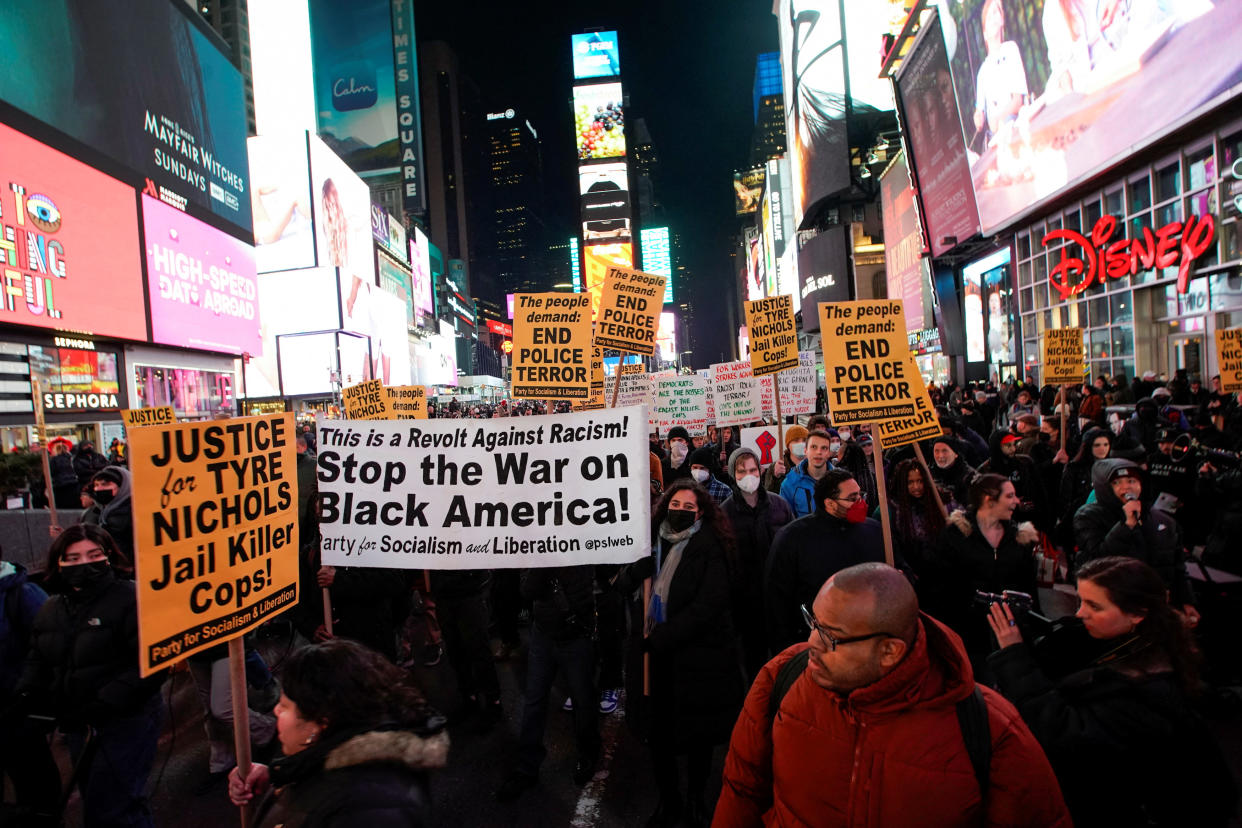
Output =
[{"x1": 573, "y1": 83, "x2": 626, "y2": 161}]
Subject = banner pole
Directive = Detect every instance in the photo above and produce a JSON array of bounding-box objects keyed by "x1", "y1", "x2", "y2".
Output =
[
  {"x1": 871, "y1": 428, "x2": 895, "y2": 567},
  {"x1": 642, "y1": 577, "x2": 652, "y2": 697},
  {"x1": 31, "y1": 378, "x2": 58, "y2": 527},
  {"x1": 1060, "y1": 383, "x2": 1070, "y2": 454},
  {"x1": 228, "y1": 637, "x2": 253, "y2": 828},
  {"x1": 322, "y1": 588, "x2": 333, "y2": 636},
  {"x1": 611, "y1": 365, "x2": 624, "y2": 409},
  {"x1": 774, "y1": 379, "x2": 785, "y2": 452},
  {"x1": 911, "y1": 443, "x2": 948, "y2": 518}
]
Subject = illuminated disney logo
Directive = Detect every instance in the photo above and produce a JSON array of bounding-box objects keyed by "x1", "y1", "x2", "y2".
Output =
[{"x1": 1044, "y1": 214, "x2": 1215, "y2": 300}]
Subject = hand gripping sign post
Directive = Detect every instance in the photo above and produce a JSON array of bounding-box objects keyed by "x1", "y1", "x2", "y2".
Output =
[
  {"x1": 595, "y1": 265, "x2": 666, "y2": 407},
  {"x1": 820, "y1": 300, "x2": 920, "y2": 566},
  {"x1": 512, "y1": 292, "x2": 593, "y2": 400},
  {"x1": 746, "y1": 294, "x2": 800, "y2": 451},
  {"x1": 1042, "y1": 328, "x2": 1086, "y2": 453},
  {"x1": 129, "y1": 413, "x2": 299, "y2": 827},
  {"x1": 343, "y1": 379, "x2": 395, "y2": 420},
  {"x1": 1216, "y1": 328, "x2": 1242, "y2": 393}
]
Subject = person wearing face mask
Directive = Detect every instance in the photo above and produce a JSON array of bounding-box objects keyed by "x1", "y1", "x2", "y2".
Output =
[
  {"x1": 616, "y1": 480, "x2": 742, "y2": 827},
  {"x1": 721, "y1": 447, "x2": 794, "y2": 682},
  {"x1": 986, "y1": 557, "x2": 1237, "y2": 827},
  {"x1": 1029, "y1": 416, "x2": 1073, "y2": 515},
  {"x1": 765, "y1": 470, "x2": 886, "y2": 654},
  {"x1": 930, "y1": 435, "x2": 977, "y2": 506},
  {"x1": 924, "y1": 474, "x2": 1041, "y2": 679},
  {"x1": 16, "y1": 525, "x2": 165, "y2": 827},
  {"x1": 779, "y1": 429, "x2": 836, "y2": 518},
  {"x1": 79, "y1": 466, "x2": 135, "y2": 577},
  {"x1": 688, "y1": 445, "x2": 732, "y2": 504},
  {"x1": 661, "y1": 426, "x2": 694, "y2": 485},
  {"x1": 762, "y1": 425, "x2": 806, "y2": 494}
]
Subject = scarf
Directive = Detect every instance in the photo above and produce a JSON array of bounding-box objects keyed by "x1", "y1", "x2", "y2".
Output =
[{"x1": 647, "y1": 519, "x2": 700, "y2": 634}]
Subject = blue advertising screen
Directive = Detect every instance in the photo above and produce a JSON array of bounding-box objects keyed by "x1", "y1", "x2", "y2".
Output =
[{"x1": 572, "y1": 31, "x2": 620, "y2": 79}]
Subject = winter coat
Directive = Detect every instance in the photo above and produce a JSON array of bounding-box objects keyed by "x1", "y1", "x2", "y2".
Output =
[
  {"x1": 990, "y1": 640, "x2": 1237, "y2": 827},
  {"x1": 714, "y1": 615, "x2": 1072, "y2": 828},
  {"x1": 0, "y1": 562, "x2": 47, "y2": 697},
  {"x1": 1200, "y1": 465, "x2": 1242, "y2": 574},
  {"x1": 722, "y1": 490, "x2": 794, "y2": 593},
  {"x1": 255, "y1": 723, "x2": 449, "y2": 828},
  {"x1": 930, "y1": 454, "x2": 976, "y2": 506},
  {"x1": 777, "y1": 459, "x2": 819, "y2": 518},
  {"x1": 520, "y1": 565, "x2": 596, "y2": 641},
  {"x1": 48, "y1": 452, "x2": 78, "y2": 488},
  {"x1": 1122, "y1": 398, "x2": 1167, "y2": 452},
  {"x1": 428, "y1": 568, "x2": 490, "y2": 601},
  {"x1": 977, "y1": 430, "x2": 1049, "y2": 529},
  {"x1": 1073, "y1": 458, "x2": 1192, "y2": 606},
  {"x1": 924, "y1": 510, "x2": 1040, "y2": 662},
  {"x1": 764, "y1": 512, "x2": 886, "y2": 654},
  {"x1": 18, "y1": 572, "x2": 162, "y2": 724},
  {"x1": 328, "y1": 567, "x2": 412, "y2": 660},
  {"x1": 71, "y1": 447, "x2": 108, "y2": 487}
]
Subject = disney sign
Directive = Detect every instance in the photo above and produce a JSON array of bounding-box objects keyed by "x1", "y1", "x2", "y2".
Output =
[{"x1": 1044, "y1": 214, "x2": 1215, "y2": 300}]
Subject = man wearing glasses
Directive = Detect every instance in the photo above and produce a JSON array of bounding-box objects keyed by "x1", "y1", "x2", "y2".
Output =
[
  {"x1": 765, "y1": 470, "x2": 884, "y2": 654},
  {"x1": 715, "y1": 563, "x2": 1070, "y2": 828}
]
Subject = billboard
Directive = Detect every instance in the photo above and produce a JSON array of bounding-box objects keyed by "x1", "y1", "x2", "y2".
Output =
[
  {"x1": 940, "y1": 0, "x2": 1241, "y2": 234},
  {"x1": 655, "y1": 312, "x2": 678, "y2": 362},
  {"x1": 409, "y1": 226, "x2": 434, "y2": 315},
  {"x1": 0, "y1": 0, "x2": 251, "y2": 233},
  {"x1": 279, "y1": 331, "x2": 344, "y2": 396},
  {"x1": 143, "y1": 194, "x2": 261, "y2": 356},
  {"x1": 896, "y1": 13, "x2": 981, "y2": 257},
  {"x1": 797, "y1": 225, "x2": 850, "y2": 333},
  {"x1": 962, "y1": 248, "x2": 1014, "y2": 367},
  {"x1": 247, "y1": 134, "x2": 316, "y2": 274},
  {"x1": 744, "y1": 226, "x2": 764, "y2": 301},
  {"x1": 377, "y1": 251, "x2": 414, "y2": 328},
  {"x1": 28, "y1": 345, "x2": 121, "y2": 411},
  {"x1": 733, "y1": 167, "x2": 765, "y2": 215},
  {"x1": 573, "y1": 83, "x2": 626, "y2": 161},
  {"x1": 580, "y1": 163, "x2": 631, "y2": 243},
  {"x1": 391, "y1": 0, "x2": 427, "y2": 214},
  {"x1": 0, "y1": 122, "x2": 147, "y2": 341},
  {"x1": 582, "y1": 243, "x2": 633, "y2": 321},
  {"x1": 308, "y1": 134, "x2": 378, "y2": 336},
  {"x1": 245, "y1": 267, "x2": 340, "y2": 398},
  {"x1": 415, "y1": 321, "x2": 458, "y2": 387},
  {"x1": 572, "y1": 31, "x2": 620, "y2": 79},
  {"x1": 880, "y1": 152, "x2": 931, "y2": 334},
  {"x1": 639, "y1": 226, "x2": 674, "y2": 304},
  {"x1": 777, "y1": 0, "x2": 850, "y2": 227}
]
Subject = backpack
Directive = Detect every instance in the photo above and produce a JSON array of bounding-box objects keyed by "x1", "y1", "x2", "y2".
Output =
[{"x1": 768, "y1": 649, "x2": 991, "y2": 795}]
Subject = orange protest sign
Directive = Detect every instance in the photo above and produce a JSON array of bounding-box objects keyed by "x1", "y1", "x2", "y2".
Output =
[
  {"x1": 512, "y1": 292, "x2": 593, "y2": 399},
  {"x1": 123, "y1": 406, "x2": 176, "y2": 429},
  {"x1": 342, "y1": 379, "x2": 394, "y2": 420},
  {"x1": 595, "y1": 265, "x2": 666, "y2": 355},
  {"x1": 387, "y1": 385, "x2": 428, "y2": 419}
]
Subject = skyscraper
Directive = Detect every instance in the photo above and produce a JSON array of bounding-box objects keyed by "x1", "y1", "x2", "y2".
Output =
[
  {"x1": 193, "y1": 0, "x2": 256, "y2": 135},
  {"x1": 749, "y1": 52, "x2": 786, "y2": 167}
]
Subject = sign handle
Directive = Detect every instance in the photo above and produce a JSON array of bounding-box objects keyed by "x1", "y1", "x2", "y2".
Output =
[
  {"x1": 31, "y1": 378, "x2": 58, "y2": 528},
  {"x1": 322, "y1": 588, "x2": 334, "y2": 636},
  {"x1": 1060, "y1": 383, "x2": 1070, "y2": 455},
  {"x1": 911, "y1": 443, "x2": 949, "y2": 518},
  {"x1": 774, "y1": 380, "x2": 785, "y2": 454},
  {"x1": 610, "y1": 365, "x2": 623, "y2": 409},
  {"x1": 871, "y1": 428, "x2": 895, "y2": 567},
  {"x1": 642, "y1": 577, "x2": 652, "y2": 697},
  {"x1": 228, "y1": 637, "x2": 253, "y2": 828}
]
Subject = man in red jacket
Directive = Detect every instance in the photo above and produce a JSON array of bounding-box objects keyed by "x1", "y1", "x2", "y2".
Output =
[{"x1": 714, "y1": 563, "x2": 1070, "y2": 827}]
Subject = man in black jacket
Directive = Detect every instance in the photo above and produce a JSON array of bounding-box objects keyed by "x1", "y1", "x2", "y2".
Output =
[
  {"x1": 1073, "y1": 459, "x2": 1198, "y2": 625},
  {"x1": 661, "y1": 426, "x2": 693, "y2": 485},
  {"x1": 497, "y1": 565, "x2": 598, "y2": 800},
  {"x1": 978, "y1": 429, "x2": 1050, "y2": 530}
]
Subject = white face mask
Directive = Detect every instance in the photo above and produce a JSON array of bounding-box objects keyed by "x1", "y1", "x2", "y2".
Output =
[
  {"x1": 790, "y1": 441, "x2": 806, "y2": 458},
  {"x1": 838, "y1": 429, "x2": 852, "y2": 442},
  {"x1": 829, "y1": 441, "x2": 841, "y2": 454},
  {"x1": 671, "y1": 441, "x2": 689, "y2": 462},
  {"x1": 691, "y1": 468, "x2": 710, "y2": 483},
  {"x1": 737, "y1": 473, "x2": 762, "y2": 494}
]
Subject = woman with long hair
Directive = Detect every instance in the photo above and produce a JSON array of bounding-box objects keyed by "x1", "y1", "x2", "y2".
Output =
[
  {"x1": 618, "y1": 479, "x2": 743, "y2": 827},
  {"x1": 987, "y1": 557, "x2": 1237, "y2": 826},
  {"x1": 887, "y1": 459, "x2": 950, "y2": 579},
  {"x1": 1056, "y1": 426, "x2": 1113, "y2": 550},
  {"x1": 229, "y1": 638, "x2": 448, "y2": 827}
]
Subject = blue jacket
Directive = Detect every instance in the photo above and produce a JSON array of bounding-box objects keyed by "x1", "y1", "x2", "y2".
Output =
[
  {"x1": 0, "y1": 562, "x2": 48, "y2": 697},
  {"x1": 779, "y1": 459, "x2": 819, "y2": 518}
]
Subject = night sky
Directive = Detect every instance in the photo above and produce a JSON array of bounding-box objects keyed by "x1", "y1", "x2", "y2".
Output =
[{"x1": 415, "y1": 1, "x2": 780, "y2": 366}]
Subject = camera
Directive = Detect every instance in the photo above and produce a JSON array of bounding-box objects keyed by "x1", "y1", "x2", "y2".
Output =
[{"x1": 973, "y1": 589, "x2": 1035, "y2": 613}]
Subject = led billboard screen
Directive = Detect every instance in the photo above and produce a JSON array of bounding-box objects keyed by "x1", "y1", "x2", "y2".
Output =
[
  {"x1": 797, "y1": 225, "x2": 850, "y2": 333},
  {"x1": 572, "y1": 31, "x2": 620, "y2": 79},
  {"x1": 279, "y1": 331, "x2": 342, "y2": 396},
  {"x1": 377, "y1": 252, "x2": 414, "y2": 328},
  {"x1": 941, "y1": 0, "x2": 1241, "y2": 234},
  {"x1": 639, "y1": 226, "x2": 674, "y2": 304},
  {"x1": 308, "y1": 134, "x2": 377, "y2": 336},
  {"x1": 733, "y1": 167, "x2": 765, "y2": 215},
  {"x1": 143, "y1": 194, "x2": 261, "y2": 356},
  {"x1": 582, "y1": 243, "x2": 632, "y2": 321},
  {"x1": 245, "y1": 266, "x2": 340, "y2": 398},
  {"x1": 0, "y1": 0, "x2": 251, "y2": 233},
  {"x1": 880, "y1": 152, "x2": 930, "y2": 334},
  {"x1": 28, "y1": 345, "x2": 121, "y2": 410},
  {"x1": 580, "y1": 163, "x2": 631, "y2": 243},
  {"x1": 409, "y1": 227, "x2": 434, "y2": 315},
  {"x1": 247, "y1": 134, "x2": 316, "y2": 274},
  {"x1": 655, "y1": 312, "x2": 677, "y2": 362},
  {"x1": 0, "y1": 122, "x2": 147, "y2": 341},
  {"x1": 573, "y1": 83, "x2": 626, "y2": 161},
  {"x1": 962, "y1": 248, "x2": 1014, "y2": 367}
]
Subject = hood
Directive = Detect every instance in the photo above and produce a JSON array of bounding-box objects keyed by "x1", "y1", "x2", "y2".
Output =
[
  {"x1": 946, "y1": 509, "x2": 1038, "y2": 544},
  {"x1": 1134, "y1": 397, "x2": 1158, "y2": 421},
  {"x1": 1090, "y1": 458, "x2": 1140, "y2": 509},
  {"x1": 727, "y1": 446, "x2": 759, "y2": 479},
  {"x1": 324, "y1": 727, "x2": 449, "y2": 774},
  {"x1": 846, "y1": 614, "x2": 975, "y2": 716},
  {"x1": 0, "y1": 561, "x2": 27, "y2": 589},
  {"x1": 97, "y1": 465, "x2": 133, "y2": 526},
  {"x1": 986, "y1": 428, "x2": 1016, "y2": 468}
]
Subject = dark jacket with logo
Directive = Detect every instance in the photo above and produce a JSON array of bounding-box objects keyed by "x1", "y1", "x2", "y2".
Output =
[
  {"x1": 1072, "y1": 459, "x2": 1191, "y2": 605},
  {"x1": 520, "y1": 565, "x2": 596, "y2": 641},
  {"x1": 18, "y1": 573, "x2": 162, "y2": 723}
]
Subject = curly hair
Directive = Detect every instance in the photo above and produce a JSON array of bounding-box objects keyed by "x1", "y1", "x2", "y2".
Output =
[
  {"x1": 889, "y1": 459, "x2": 947, "y2": 542},
  {"x1": 654, "y1": 479, "x2": 737, "y2": 565}
]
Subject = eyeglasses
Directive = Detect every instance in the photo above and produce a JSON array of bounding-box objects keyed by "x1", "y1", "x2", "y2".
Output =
[
  {"x1": 832, "y1": 493, "x2": 866, "y2": 504},
  {"x1": 801, "y1": 604, "x2": 897, "y2": 652}
]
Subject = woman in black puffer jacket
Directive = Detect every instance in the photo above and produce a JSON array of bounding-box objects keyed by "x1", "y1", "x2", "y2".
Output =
[
  {"x1": 17, "y1": 524, "x2": 165, "y2": 827},
  {"x1": 230, "y1": 638, "x2": 448, "y2": 827}
]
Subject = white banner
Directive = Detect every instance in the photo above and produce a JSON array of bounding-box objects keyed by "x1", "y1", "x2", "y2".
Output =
[
  {"x1": 711, "y1": 361, "x2": 762, "y2": 428},
  {"x1": 316, "y1": 407, "x2": 651, "y2": 569},
  {"x1": 616, "y1": 372, "x2": 653, "y2": 411},
  {"x1": 740, "y1": 425, "x2": 781, "y2": 468},
  {"x1": 654, "y1": 373, "x2": 709, "y2": 436},
  {"x1": 776, "y1": 351, "x2": 818, "y2": 416},
  {"x1": 697, "y1": 368, "x2": 716, "y2": 424}
]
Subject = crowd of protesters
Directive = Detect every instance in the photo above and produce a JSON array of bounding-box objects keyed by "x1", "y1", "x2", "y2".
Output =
[{"x1": 2, "y1": 370, "x2": 1240, "y2": 827}]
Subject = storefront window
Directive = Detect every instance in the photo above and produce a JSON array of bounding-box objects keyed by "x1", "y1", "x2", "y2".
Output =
[
  {"x1": 1155, "y1": 201, "x2": 1182, "y2": 226},
  {"x1": 1017, "y1": 233, "x2": 1031, "y2": 260},
  {"x1": 1105, "y1": 187, "x2": 1124, "y2": 217},
  {"x1": 1084, "y1": 198, "x2": 1103, "y2": 228},
  {"x1": 1089, "y1": 295, "x2": 1110, "y2": 327},
  {"x1": 1110, "y1": 292, "x2": 1133, "y2": 324},
  {"x1": 1128, "y1": 175, "x2": 1151, "y2": 212},
  {"x1": 1111, "y1": 326, "x2": 1134, "y2": 357},
  {"x1": 134, "y1": 366, "x2": 235, "y2": 419},
  {"x1": 1018, "y1": 261, "x2": 1031, "y2": 288},
  {"x1": 1090, "y1": 328, "x2": 1111, "y2": 360},
  {"x1": 1186, "y1": 145, "x2": 1215, "y2": 189},
  {"x1": 1064, "y1": 209, "x2": 1080, "y2": 233},
  {"x1": 1155, "y1": 161, "x2": 1180, "y2": 203}
]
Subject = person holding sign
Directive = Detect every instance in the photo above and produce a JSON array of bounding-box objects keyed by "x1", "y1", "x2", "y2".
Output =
[{"x1": 17, "y1": 525, "x2": 165, "y2": 828}]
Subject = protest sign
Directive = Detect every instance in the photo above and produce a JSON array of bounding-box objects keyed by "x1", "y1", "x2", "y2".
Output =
[
  {"x1": 124, "y1": 406, "x2": 176, "y2": 429},
  {"x1": 819, "y1": 300, "x2": 914, "y2": 425},
  {"x1": 745, "y1": 295, "x2": 799, "y2": 376},
  {"x1": 740, "y1": 425, "x2": 781, "y2": 468},
  {"x1": 617, "y1": 371, "x2": 653, "y2": 411},
  {"x1": 316, "y1": 407, "x2": 651, "y2": 570},
  {"x1": 343, "y1": 379, "x2": 394, "y2": 420},
  {"x1": 697, "y1": 369, "x2": 716, "y2": 424},
  {"x1": 711, "y1": 361, "x2": 762, "y2": 428},
  {"x1": 576, "y1": 341, "x2": 606, "y2": 410},
  {"x1": 776, "y1": 351, "x2": 817, "y2": 416},
  {"x1": 1215, "y1": 328, "x2": 1242, "y2": 392},
  {"x1": 1042, "y1": 327, "x2": 1086, "y2": 385},
  {"x1": 129, "y1": 414, "x2": 300, "y2": 676},
  {"x1": 512, "y1": 292, "x2": 592, "y2": 399},
  {"x1": 595, "y1": 265, "x2": 667, "y2": 354},
  {"x1": 619, "y1": 363, "x2": 646, "y2": 376},
  {"x1": 874, "y1": 363, "x2": 940, "y2": 448},
  {"x1": 654, "y1": 373, "x2": 709, "y2": 435},
  {"x1": 387, "y1": 385, "x2": 428, "y2": 419}
]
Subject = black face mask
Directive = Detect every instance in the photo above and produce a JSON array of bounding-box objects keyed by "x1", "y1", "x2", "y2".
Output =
[
  {"x1": 60, "y1": 560, "x2": 111, "y2": 591},
  {"x1": 92, "y1": 489, "x2": 115, "y2": 505},
  {"x1": 1037, "y1": 432, "x2": 1052, "y2": 443},
  {"x1": 666, "y1": 509, "x2": 697, "y2": 532}
]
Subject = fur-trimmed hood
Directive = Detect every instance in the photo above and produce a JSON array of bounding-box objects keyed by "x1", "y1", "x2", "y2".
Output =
[
  {"x1": 946, "y1": 508, "x2": 1039, "y2": 545},
  {"x1": 323, "y1": 728, "x2": 449, "y2": 774}
]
